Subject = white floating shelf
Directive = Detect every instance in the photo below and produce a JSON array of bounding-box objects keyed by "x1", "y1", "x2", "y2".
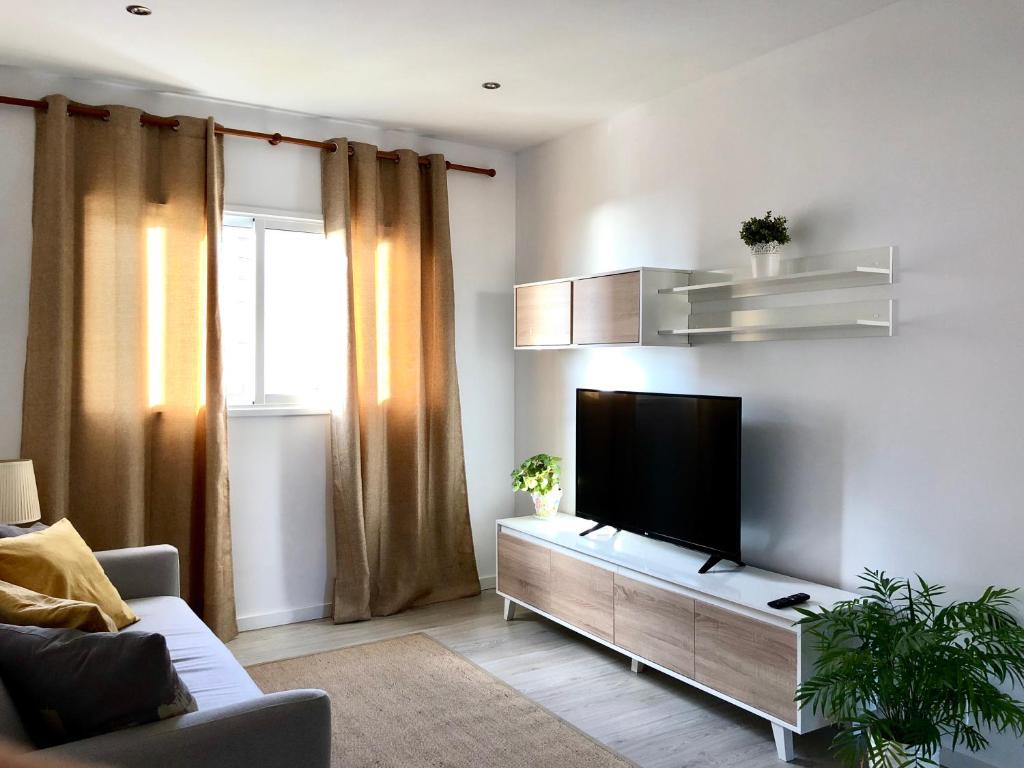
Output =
[
  {"x1": 657, "y1": 299, "x2": 893, "y2": 344},
  {"x1": 659, "y1": 247, "x2": 894, "y2": 301},
  {"x1": 659, "y1": 266, "x2": 890, "y2": 299},
  {"x1": 658, "y1": 319, "x2": 889, "y2": 336}
]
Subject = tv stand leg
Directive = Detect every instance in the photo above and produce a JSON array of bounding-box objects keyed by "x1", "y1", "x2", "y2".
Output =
[
  {"x1": 771, "y1": 724, "x2": 794, "y2": 762},
  {"x1": 630, "y1": 658, "x2": 645, "y2": 674},
  {"x1": 698, "y1": 555, "x2": 722, "y2": 574},
  {"x1": 578, "y1": 522, "x2": 604, "y2": 537},
  {"x1": 503, "y1": 598, "x2": 516, "y2": 621},
  {"x1": 698, "y1": 555, "x2": 745, "y2": 574}
]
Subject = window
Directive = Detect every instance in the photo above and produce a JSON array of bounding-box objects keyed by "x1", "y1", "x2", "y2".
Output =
[{"x1": 220, "y1": 212, "x2": 344, "y2": 408}]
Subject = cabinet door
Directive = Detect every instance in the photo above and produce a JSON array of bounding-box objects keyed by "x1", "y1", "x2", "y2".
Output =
[
  {"x1": 613, "y1": 574, "x2": 695, "y2": 678},
  {"x1": 572, "y1": 271, "x2": 641, "y2": 344},
  {"x1": 548, "y1": 550, "x2": 614, "y2": 641},
  {"x1": 694, "y1": 602, "x2": 798, "y2": 724},
  {"x1": 497, "y1": 532, "x2": 550, "y2": 612},
  {"x1": 515, "y1": 281, "x2": 572, "y2": 346}
]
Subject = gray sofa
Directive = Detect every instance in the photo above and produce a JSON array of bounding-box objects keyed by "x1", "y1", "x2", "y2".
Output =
[{"x1": 0, "y1": 545, "x2": 331, "y2": 767}]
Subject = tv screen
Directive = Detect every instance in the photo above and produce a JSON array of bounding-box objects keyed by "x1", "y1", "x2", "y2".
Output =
[{"x1": 575, "y1": 389, "x2": 741, "y2": 564}]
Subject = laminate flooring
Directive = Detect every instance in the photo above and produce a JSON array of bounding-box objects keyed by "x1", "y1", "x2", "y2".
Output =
[{"x1": 228, "y1": 590, "x2": 840, "y2": 768}]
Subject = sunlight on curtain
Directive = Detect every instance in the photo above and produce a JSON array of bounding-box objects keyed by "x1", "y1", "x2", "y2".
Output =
[
  {"x1": 196, "y1": 236, "x2": 208, "y2": 408},
  {"x1": 375, "y1": 239, "x2": 391, "y2": 404},
  {"x1": 146, "y1": 226, "x2": 167, "y2": 408}
]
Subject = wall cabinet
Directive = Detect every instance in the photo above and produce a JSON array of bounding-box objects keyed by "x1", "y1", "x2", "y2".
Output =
[
  {"x1": 513, "y1": 268, "x2": 690, "y2": 349},
  {"x1": 514, "y1": 248, "x2": 895, "y2": 347},
  {"x1": 514, "y1": 281, "x2": 572, "y2": 347},
  {"x1": 572, "y1": 271, "x2": 641, "y2": 344}
]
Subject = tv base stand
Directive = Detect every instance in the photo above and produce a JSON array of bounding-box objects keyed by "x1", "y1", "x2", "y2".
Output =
[
  {"x1": 578, "y1": 522, "x2": 618, "y2": 537},
  {"x1": 697, "y1": 554, "x2": 745, "y2": 574},
  {"x1": 496, "y1": 513, "x2": 857, "y2": 763}
]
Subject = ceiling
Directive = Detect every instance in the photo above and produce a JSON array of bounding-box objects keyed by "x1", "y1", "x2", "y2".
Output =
[{"x1": 0, "y1": 1, "x2": 895, "y2": 150}]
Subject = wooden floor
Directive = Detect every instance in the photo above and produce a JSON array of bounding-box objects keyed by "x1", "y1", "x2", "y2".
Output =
[{"x1": 228, "y1": 590, "x2": 839, "y2": 768}]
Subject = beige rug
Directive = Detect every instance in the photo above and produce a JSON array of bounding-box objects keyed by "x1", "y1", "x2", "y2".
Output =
[{"x1": 247, "y1": 632, "x2": 635, "y2": 768}]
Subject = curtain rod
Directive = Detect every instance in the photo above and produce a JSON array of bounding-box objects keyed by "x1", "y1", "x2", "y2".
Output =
[{"x1": 0, "y1": 95, "x2": 497, "y2": 178}]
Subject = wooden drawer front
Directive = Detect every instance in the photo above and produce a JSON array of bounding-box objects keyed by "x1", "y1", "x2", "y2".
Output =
[
  {"x1": 548, "y1": 550, "x2": 614, "y2": 641},
  {"x1": 613, "y1": 575, "x2": 695, "y2": 678},
  {"x1": 497, "y1": 532, "x2": 551, "y2": 612},
  {"x1": 515, "y1": 281, "x2": 572, "y2": 346},
  {"x1": 694, "y1": 602, "x2": 798, "y2": 724},
  {"x1": 572, "y1": 271, "x2": 640, "y2": 345}
]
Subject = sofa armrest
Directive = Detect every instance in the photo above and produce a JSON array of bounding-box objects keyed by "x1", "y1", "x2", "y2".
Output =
[
  {"x1": 39, "y1": 689, "x2": 331, "y2": 768},
  {"x1": 94, "y1": 545, "x2": 180, "y2": 599}
]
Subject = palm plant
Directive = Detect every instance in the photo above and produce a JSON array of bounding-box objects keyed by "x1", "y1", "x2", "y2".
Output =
[{"x1": 796, "y1": 569, "x2": 1024, "y2": 767}]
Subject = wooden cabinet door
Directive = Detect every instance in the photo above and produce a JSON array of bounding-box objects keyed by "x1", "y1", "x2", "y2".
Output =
[
  {"x1": 497, "y1": 532, "x2": 551, "y2": 612},
  {"x1": 515, "y1": 281, "x2": 572, "y2": 346},
  {"x1": 613, "y1": 574, "x2": 695, "y2": 678},
  {"x1": 548, "y1": 550, "x2": 614, "y2": 641},
  {"x1": 572, "y1": 271, "x2": 641, "y2": 344},
  {"x1": 694, "y1": 602, "x2": 798, "y2": 724}
]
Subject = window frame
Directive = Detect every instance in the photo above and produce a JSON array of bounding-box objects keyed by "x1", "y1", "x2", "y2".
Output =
[{"x1": 222, "y1": 207, "x2": 331, "y2": 413}]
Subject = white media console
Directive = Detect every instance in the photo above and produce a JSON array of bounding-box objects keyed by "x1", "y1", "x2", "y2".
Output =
[{"x1": 495, "y1": 513, "x2": 858, "y2": 762}]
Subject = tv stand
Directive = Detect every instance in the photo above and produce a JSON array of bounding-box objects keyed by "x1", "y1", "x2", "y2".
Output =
[
  {"x1": 578, "y1": 522, "x2": 617, "y2": 537},
  {"x1": 698, "y1": 554, "x2": 745, "y2": 574},
  {"x1": 496, "y1": 513, "x2": 858, "y2": 763}
]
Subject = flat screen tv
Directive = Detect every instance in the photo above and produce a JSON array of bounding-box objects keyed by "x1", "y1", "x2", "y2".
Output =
[{"x1": 575, "y1": 388, "x2": 742, "y2": 573}]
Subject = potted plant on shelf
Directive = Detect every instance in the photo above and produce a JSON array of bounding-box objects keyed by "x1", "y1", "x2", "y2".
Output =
[
  {"x1": 796, "y1": 569, "x2": 1024, "y2": 768},
  {"x1": 739, "y1": 209, "x2": 791, "y2": 278},
  {"x1": 511, "y1": 453, "x2": 562, "y2": 519}
]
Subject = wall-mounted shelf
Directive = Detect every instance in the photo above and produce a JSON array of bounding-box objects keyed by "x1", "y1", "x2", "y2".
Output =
[
  {"x1": 658, "y1": 247, "x2": 893, "y2": 301},
  {"x1": 513, "y1": 247, "x2": 897, "y2": 349},
  {"x1": 659, "y1": 319, "x2": 889, "y2": 336},
  {"x1": 658, "y1": 300, "x2": 893, "y2": 344}
]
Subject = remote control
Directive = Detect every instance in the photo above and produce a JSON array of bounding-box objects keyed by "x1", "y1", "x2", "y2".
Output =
[{"x1": 767, "y1": 593, "x2": 810, "y2": 609}]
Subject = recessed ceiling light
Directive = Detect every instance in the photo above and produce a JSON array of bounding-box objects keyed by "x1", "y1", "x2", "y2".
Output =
[
  {"x1": 126, "y1": 5, "x2": 152, "y2": 15},
  {"x1": 481, "y1": 82, "x2": 501, "y2": 90}
]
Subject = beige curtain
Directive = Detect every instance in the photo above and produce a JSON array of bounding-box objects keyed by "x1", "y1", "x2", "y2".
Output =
[
  {"x1": 20, "y1": 95, "x2": 236, "y2": 640},
  {"x1": 322, "y1": 140, "x2": 479, "y2": 622}
]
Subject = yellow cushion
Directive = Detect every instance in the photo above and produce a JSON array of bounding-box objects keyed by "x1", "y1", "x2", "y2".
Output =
[
  {"x1": 0, "y1": 580, "x2": 117, "y2": 633},
  {"x1": 0, "y1": 519, "x2": 137, "y2": 629}
]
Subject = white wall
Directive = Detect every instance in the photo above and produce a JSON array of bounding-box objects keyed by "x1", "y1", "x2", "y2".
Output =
[
  {"x1": 0, "y1": 66, "x2": 516, "y2": 630},
  {"x1": 515, "y1": 2, "x2": 1023, "y2": 766}
]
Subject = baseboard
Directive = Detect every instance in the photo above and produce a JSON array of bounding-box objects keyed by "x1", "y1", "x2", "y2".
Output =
[
  {"x1": 237, "y1": 603, "x2": 331, "y2": 632},
  {"x1": 238, "y1": 576, "x2": 497, "y2": 632},
  {"x1": 940, "y1": 748, "x2": 998, "y2": 768}
]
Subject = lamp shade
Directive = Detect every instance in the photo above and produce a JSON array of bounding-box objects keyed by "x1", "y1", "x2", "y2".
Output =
[{"x1": 0, "y1": 460, "x2": 42, "y2": 525}]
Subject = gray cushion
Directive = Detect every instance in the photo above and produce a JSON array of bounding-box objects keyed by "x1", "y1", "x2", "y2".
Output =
[
  {"x1": 0, "y1": 623, "x2": 197, "y2": 746},
  {"x1": 0, "y1": 681, "x2": 30, "y2": 747},
  {"x1": 127, "y1": 597, "x2": 261, "y2": 711},
  {"x1": 0, "y1": 522, "x2": 48, "y2": 539}
]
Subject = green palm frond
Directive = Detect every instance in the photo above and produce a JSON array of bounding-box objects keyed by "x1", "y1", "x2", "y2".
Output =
[{"x1": 796, "y1": 569, "x2": 1024, "y2": 766}]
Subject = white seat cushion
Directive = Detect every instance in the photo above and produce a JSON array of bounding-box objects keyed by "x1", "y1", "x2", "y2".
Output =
[{"x1": 126, "y1": 597, "x2": 261, "y2": 711}]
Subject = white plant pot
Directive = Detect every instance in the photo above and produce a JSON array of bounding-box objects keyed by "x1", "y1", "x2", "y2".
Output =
[
  {"x1": 868, "y1": 739, "x2": 937, "y2": 768},
  {"x1": 750, "y1": 242, "x2": 784, "y2": 278},
  {"x1": 531, "y1": 488, "x2": 562, "y2": 519}
]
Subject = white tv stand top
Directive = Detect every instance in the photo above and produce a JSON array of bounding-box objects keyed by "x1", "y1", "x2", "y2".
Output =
[{"x1": 498, "y1": 513, "x2": 858, "y2": 623}]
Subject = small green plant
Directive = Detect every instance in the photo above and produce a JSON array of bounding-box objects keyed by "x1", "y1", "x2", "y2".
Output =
[
  {"x1": 511, "y1": 453, "x2": 561, "y2": 496},
  {"x1": 796, "y1": 569, "x2": 1024, "y2": 767},
  {"x1": 739, "y1": 210, "x2": 791, "y2": 247}
]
